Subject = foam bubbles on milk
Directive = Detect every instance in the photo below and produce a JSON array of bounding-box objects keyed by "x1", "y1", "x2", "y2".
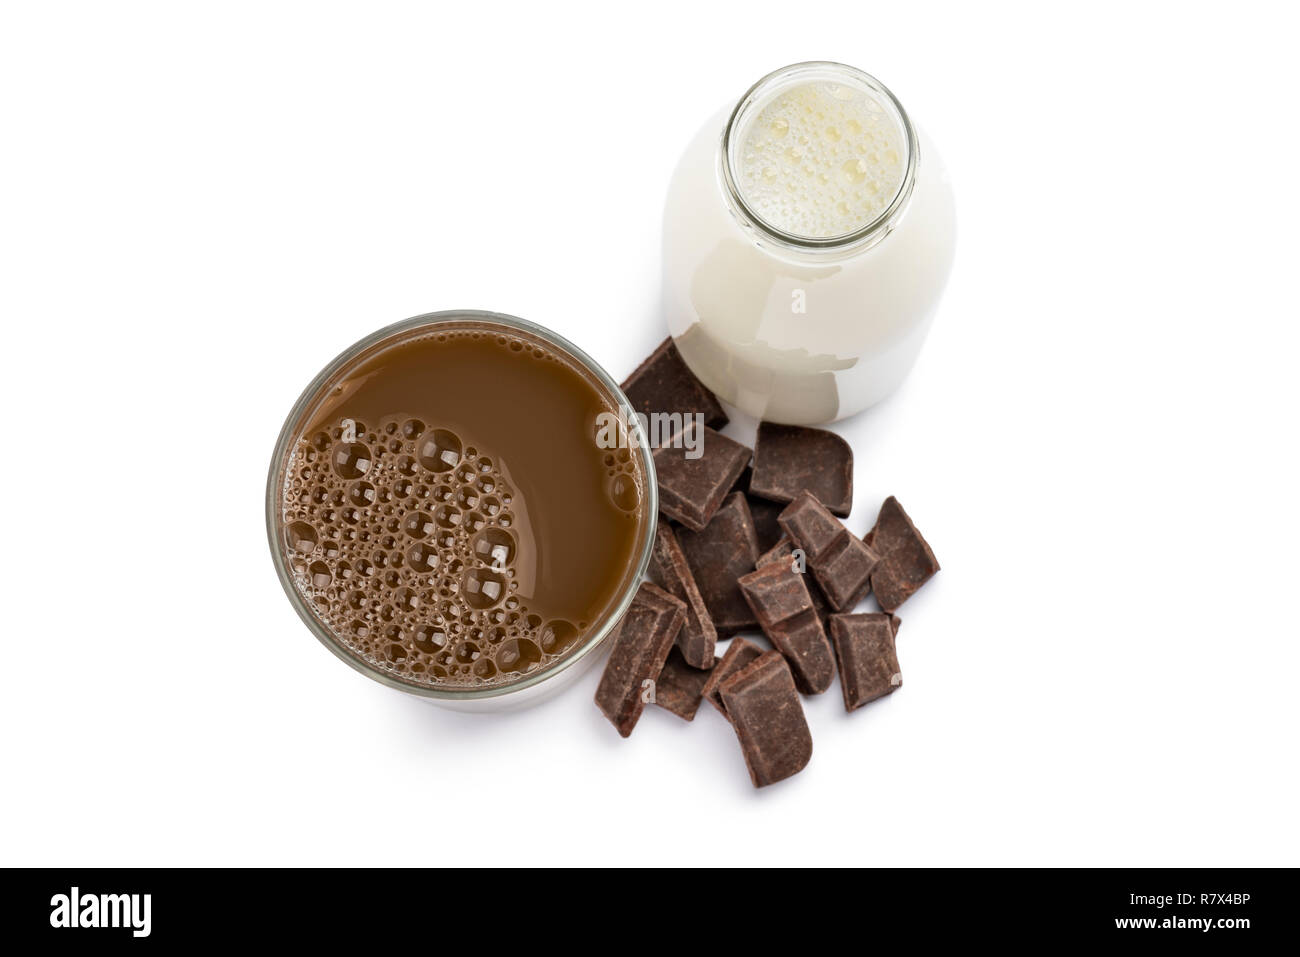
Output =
[{"x1": 738, "y1": 80, "x2": 905, "y2": 239}]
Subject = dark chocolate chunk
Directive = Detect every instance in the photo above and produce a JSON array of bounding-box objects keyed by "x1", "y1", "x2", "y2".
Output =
[
  {"x1": 755, "y1": 535, "x2": 799, "y2": 571},
  {"x1": 776, "y1": 490, "x2": 845, "y2": 562},
  {"x1": 719, "y1": 651, "x2": 813, "y2": 788},
  {"x1": 620, "y1": 338, "x2": 728, "y2": 441},
  {"x1": 676, "y1": 492, "x2": 761, "y2": 634},
  {"x1": 595, "y1": 582, "x2": 686, "y2": 737},
  {"x1": 701, "y1": 636, "x2": 764, "y2": 718},
  {"x1": 750, "y1": 423, "x2": 853, "y2": 517},
  {"x1": 747, "y1": 495, "x2": 787, "y2": 554},
  {"x1": 653, "y1": 423, "x2": 751, "y2": 531},
  {"x1": 779, "y1": 491, "x2": 879, "y2": 612},
  {"x1": 756, "y1": 537, "x2": 832, "y2": 621},
  {"x1": 737, "y1": 563, "x2": 835, "y2": 694},
  {"x1": 735, "y1": 458, "x2": 784, "y2": 551},
  {"x1": 653, "y1": 647, "x2": 716, "y2": 721},
  {"x1": 646, "y1": 523, "x2": 718, "y2": 668},
  {"x1": 814, "y1": 534, "x2": 879, "y2": 610},
  {"x1": 866, "y1": 496, "x2": 939, "y2": 612},
  {"x1": 829, "y1": 613, "x2": 902, "y2": 711}
]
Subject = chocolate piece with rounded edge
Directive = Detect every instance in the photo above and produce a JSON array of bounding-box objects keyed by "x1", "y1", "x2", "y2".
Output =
[
  {"x1": 750, "y1": 423, "x2": 853, "y2": 517},
  {"x1": 595, "y1": 582, "x2": 686, "y2": 737},
  {"x1": 620, "y1": 338, "x2": 728, "y2": 442},
  {"x1": 719, "y1": 651, "x2": 813, "y2": 788},
  {"x1": 700, "y1": 636, "x2": 764, "y2": 718},
  {"x1": 865, "y1": 496, "x2": 940, "y2": 612},
  {"x1": 676, "y1": 492, "x2": 761, "y2": 634},
  {"x1": 829, "y1": 612, "x2": 902, "y2": 712},
  {"x1": 737, "y1": 562, "x2": 835, "y2": 694},
  {"x1": 778, "y1": 491, "x2": 879, "y2": 612},
  {"x1": 653, "y1": 424, "x2": 751, "y2": 531},
  {"x1": 647, "y1": 523, "x2": 718, "y2": 668},
  {"x1": 653, "y1": 647, "x2": 716, "y2": 721}
]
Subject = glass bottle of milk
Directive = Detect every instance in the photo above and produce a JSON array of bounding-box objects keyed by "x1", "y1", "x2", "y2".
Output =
[{"x1": 662, "y1": 62, "x2": 956, "y2": 424}]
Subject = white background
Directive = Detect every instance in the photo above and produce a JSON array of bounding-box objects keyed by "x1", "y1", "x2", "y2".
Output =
[{"x1": 2, "y1": 1, "x2": 1297, "y2": 867}]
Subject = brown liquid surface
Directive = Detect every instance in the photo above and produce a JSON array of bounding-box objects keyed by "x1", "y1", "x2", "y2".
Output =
[{"x1": 278, "y1": 322, "x2": 647, "y2": 689}]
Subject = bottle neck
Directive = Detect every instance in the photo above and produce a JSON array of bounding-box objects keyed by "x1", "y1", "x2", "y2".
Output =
[{"x1": 719, "y1": 61, "x2": 919, "y2": 258}]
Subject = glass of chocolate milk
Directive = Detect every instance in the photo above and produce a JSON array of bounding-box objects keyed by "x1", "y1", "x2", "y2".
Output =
[{"x1": 266, "y1": 311, "x2": 657, "y2": 710}]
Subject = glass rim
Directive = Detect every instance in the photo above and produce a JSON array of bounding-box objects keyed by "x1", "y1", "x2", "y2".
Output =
[
  {"x1": 264, "y1": 309, "x2": 658, "y2": 701},
  {"x1": 720, "y1": 60, "x2": 920, "y2": 252}
]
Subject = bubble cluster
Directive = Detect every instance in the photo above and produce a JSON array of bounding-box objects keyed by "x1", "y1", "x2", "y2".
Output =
[
  {"x1": 279, "y1": 396, "x2": 584, "y2": 690},
  {"x1": 738, "y1": 80, "x2": 906, "y2": 239},
  {"x1": 600, "y1": 442, "x2": 641, "y2": 515}
]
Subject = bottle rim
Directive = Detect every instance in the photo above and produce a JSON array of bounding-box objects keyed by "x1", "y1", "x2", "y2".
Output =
[{"x1": 719, "y1": 61, "x2": 919, "y2": 253}]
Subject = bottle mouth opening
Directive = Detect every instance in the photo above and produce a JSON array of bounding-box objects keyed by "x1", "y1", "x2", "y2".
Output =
[{"x1": 720, "y1": 61, "x2": 919, "y2": 252}]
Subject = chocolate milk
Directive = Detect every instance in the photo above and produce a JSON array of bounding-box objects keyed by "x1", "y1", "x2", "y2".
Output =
[{"x1": 278, "y1": 322, "x2": 647, "y2": 688}]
